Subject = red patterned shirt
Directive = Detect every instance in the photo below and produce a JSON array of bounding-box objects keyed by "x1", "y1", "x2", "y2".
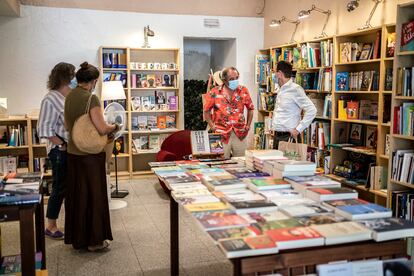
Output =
[{"x1": 203, "y1": 85, "x2": 254, "y2": 143}]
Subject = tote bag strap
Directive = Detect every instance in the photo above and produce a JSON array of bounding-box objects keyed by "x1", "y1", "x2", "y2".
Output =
[{"x1": 84, "y1": 94, "x2": 93, "y2": 115}]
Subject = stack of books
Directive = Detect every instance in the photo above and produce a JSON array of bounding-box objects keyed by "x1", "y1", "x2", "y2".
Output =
[{"x1": 272, "y1": 160, "x2": 316, "y2": 178}]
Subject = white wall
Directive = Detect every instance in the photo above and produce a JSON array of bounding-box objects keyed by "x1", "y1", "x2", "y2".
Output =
[
  {"x1": 211, "y1": 39, "x2": 237, "y2": 72},
  {"x1": 0, "y1": 5, "x2": 263, "y2": 145},
  {"x1": 184, "y1": 39, "x2": 211, "y2": 80}
]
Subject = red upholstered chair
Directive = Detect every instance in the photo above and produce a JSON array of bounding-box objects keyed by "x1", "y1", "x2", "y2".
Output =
[{"x1": 156, "y1": 130, "x2": 192, "y2": 192}]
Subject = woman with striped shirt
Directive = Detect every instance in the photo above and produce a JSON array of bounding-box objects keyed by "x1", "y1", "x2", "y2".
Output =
[{"x1": 38, "y1": 62, "x2": 76, "y2": 239}]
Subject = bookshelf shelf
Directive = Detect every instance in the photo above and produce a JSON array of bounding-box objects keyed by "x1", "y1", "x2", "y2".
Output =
[
  {"x1": 334, "y1": 91, "x2": 379, "y2": 94},
  {"x1": 382, "y1": 91, "x2": 393, "y2": 94},
  {"x1": 392, "y1": 134, "x2": 414, "y2": 141},
  {"x1": 394, "y1": 96, "x2": 414, "y2": 100},
  {"x1": 381, "y1": 123, "x2": 391, "y2": 127},
  {"x1": 315, "y1": 116, "x2": 331, "y2": 120},
  {"x1": 305, "y1": 90, "x2": 331, "y2": 93},
  {"x1": 371, "y1": 189, "x2": 388, "y2": 198},
  {"x1": 333, "y1": 118, "x2": 378, "y2": 125},
  {"x1": 295, "y1": 66, "x2": 332, "y2": 71},
  {"x1": 130, "y1": 69, "x2": 179, "y2": 72},
  {"x1": 390, "y1": 179, "x2": 414, "y2": 189},
  {"x1": 133, "y1": 150, "x2": 159, "y2": 155},
  {"x1": 131, "y1": 110, "x2": 180, "y2": 113},
  {"x1": 380, "y1": 154, "x2": 389, "y2": 160},
  {"x1": 335, "y1": 59, "x2": 381, "y2": 65},
  {"x1": 32, "y1": 144, "x2": 46, "y2": 148},
  {"x1": 102, "y1": 68, "x2": 127, "y2": 71},
  {"x1": 384, "y1": 57, "x2": 395, "y2": 61},
  {"x1": 131, "y1": 87, "x2": 179, "y2": 91},
  {"x1": 112, "y1": 153, "x2": 129, "y2": 158},
  {"x1": 397, "y1": 50, "x2": 414, "y2": 56},
  {"x1": 0, "y1": 145, "x2": 29, "y2": 150},
  {"x1": 339, "y1": 147, "x2": 377, "y2": 156},
  {"x1": 131, "y1": 129, "x2": 179, "y2": 134}
]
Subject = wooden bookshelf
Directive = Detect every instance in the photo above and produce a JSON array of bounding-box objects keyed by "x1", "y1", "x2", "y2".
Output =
[
  {"x1": 99, "y1": 47, "x2": 182, "y2": 177},
  {"x1": 387, "y1": 2, "x2": 414, "y2": 212}
]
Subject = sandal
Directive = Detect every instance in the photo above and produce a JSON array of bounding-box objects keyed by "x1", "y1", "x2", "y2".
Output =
[
  {"x1": 45, "y1": 229, "x2": 64, "y2": 240},
  {"x1": 87, "y1": 240, "x2": 110, "y2": 252}
]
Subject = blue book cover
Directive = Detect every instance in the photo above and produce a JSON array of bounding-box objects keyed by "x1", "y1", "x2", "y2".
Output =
[
  {"x1": 337, "y1": 203, "x2": 390, "y2": 215},
  {"x1": 336, "y1": 72, "x2": 349, "y2": 91}
]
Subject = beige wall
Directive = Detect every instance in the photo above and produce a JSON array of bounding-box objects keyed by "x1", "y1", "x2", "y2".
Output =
[
  {"x1": 263, "y1": 0, "x2": 413, "y2": 47},
  {"x1": 0, "y1": 0, "x2": 20, "y2": 16},
  {"x1": 20, "y1": 0, "x2": 265, "y2": 17}
]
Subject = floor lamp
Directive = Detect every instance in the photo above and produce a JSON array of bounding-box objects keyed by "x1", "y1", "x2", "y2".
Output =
[{"x1": 101, "y1": 81, "x2": 128, "y2": 209}]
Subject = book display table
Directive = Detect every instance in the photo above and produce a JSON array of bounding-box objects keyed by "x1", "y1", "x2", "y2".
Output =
[
  {"x1": 0, "y1": 174, "x2": 46, "y2": 276},
  {"x1": 151, "y1": 159, "x2": 410, "y2": 276}
]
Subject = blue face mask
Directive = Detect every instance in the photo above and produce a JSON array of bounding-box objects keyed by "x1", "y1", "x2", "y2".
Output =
[
  {"x1": 69, "y1": 78, "x2": 77, "y2": 89},
  {"x1": 228, "y1": 79, "x2": 239, "y2": 90}
]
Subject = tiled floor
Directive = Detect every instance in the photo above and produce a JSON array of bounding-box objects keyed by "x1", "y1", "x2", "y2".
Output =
[{"x1": 1, "y1": 176, "x2": 233, "y2": 276}]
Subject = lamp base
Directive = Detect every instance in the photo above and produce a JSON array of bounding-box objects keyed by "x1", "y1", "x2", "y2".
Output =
[
  {"x1": 109, "y1": 199, "x2": 127, "y2": 210},
  {"x1": 111, "y1": 190, "x2": 129, "y2": 198}
]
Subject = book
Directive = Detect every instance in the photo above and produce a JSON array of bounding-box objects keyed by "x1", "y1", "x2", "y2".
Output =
[
  {"x1": 279, "y1": 203, "x2": 332, "y2": 217},
  {"x1": 137, "y1": 116, "x2": 147, "y2": 130},
  {"x1": 191, "y1": 130, "x2": 210, "y2": 155},
  {"x1": 147, "y1": 115, "x2": 158, "y2": 129},
  {"x1": 242, "y1": 211, "x2": 290, "y2": 223},
  {"x1": 323, "y1": 198, "x2": 392, "y2": 220},
  {"x1": 166, "y1": 115, "x2": 176, "y2": 129},
  {"x1": 386, "y1": 32, "x2": 396, "y2": 57},
  {"x1": 202, "y1": 178, "x2": 246, "y2": 191},
  {"x1": 139, "y1": 136, "x2": 149, "y2": 150},
  {"x1": 273, "y1": 160, "x2": 316, "y2": 172},
  {"x1": 264, "y1": 226, "x2": 324, "y2": 250},
  {"x1": 149, "y1": 135, "x2": 159, "y2": 150},
  {"x1": 296, "y1": 213, "x2": 347, "y2": 226},
  {"x1": 175, "y1": 195, "x2": 220, "y2": 205},
  {"x1": 229, "y1": 200, "x2": 278, "y2": 214},
  {"x1": 245, "y1": 177, "x2": 291, "y2": 192},
  {"x1": 168, "y1": 95, "x2": 178, "y2": 110},
  {"x1": 207, "y1": 226, "x2": 257, "y2": 241},
  {"x1": 208, "y1": 134, "x2": 223, "y2": 154},
  {"x1": 0, "y1": 190, "x2": 41, "y2": 206},
  {"x1": 311, "y1": 221, "x2": 372, "y2": 245},
  {"x1": 157, "y1": 115, "x2": 166, "y2": 129},
  {"x1": 401, "y1": 19, "x2": 414, "y2": 52},
  {"x1": 358, "y1": 217, "x2": 414, "y2": 241},
  {"x1": 184, "y1": 202, "x2": 229, "y2": 212},
  {"x1": 218, "y1": 235, "x2": 278, "y2": 258},
  {"x1": 197, "y1": 213, "x2": 250, "y2": 230},
  {"x1": 0, "y1": 252, "x2": 42, "y2": 274},
  {"x1": 305, "y1": 187, "x2": 358, "y2": 202},
  {"x1": 346, "y1": 101, "x2": 359, "y2": 120},
  {"x1": 359, "y1": 43, "x2": 373, "y2": 60},
  {"x1": 336, "y1": 72, "x2": 349, "y2": 91}
]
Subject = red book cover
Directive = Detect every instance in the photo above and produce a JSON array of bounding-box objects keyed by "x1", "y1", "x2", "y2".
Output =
[
  {"x1": 310, "y1": 188, "x2": 333, "y2": 195},
  {"x1": 373, "y1": 30, "x2": 381, "y2": 59},
  {"x1": 266, "y1": 226, "x2": 322, "y2": 242},
  {"x1": 393, "y1": 106, "x2": 400, "y2": 134},
  {"x1": 244, "y1": 235, "x2": 276, "y2": 249},
  {"x1": 314, "y1": 48, "x2": 321, "y2": 67}
]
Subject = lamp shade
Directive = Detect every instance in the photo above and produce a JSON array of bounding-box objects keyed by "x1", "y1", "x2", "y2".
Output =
[{"x1": 101, "y1": 81, "x2": 126, "y2": 101}]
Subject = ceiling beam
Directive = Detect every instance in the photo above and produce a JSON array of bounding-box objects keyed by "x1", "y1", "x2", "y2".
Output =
[{"x1": 0, "y1": 0, "x2": 20, "y2": 17}]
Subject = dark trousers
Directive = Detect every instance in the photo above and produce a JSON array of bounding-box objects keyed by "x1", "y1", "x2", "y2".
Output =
[
  {"x1": 47, "y1": 148, "x2": 67, "y2": 220},
  {"x1": 273, "y1": 132, "x2": 302, "y2": 150}
]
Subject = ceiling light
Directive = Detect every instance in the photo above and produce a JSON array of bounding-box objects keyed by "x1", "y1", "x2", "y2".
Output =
[{"x1": 347, "y1": 0, "x2": 359, "y2": 12}]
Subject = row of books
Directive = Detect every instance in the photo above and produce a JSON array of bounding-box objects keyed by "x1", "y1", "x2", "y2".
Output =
[
  {"x1": 306, "y1": 148, "x2": 330, "y2": 174},
  {"x1": 306, "y1": 121, "x2": 330, "y2": 150},
  {"x1": 295, "y1": 68, "x2": 332, "y2": 92},
  {"x1": 339, "y1": 33, "x2": 381, "y2": 63},
  {"x1": 0, "y1": 172, "x2": 42, "y2": 206},
  {"x1": 132, "y1": 135, "x2": 167, "y2": 151},
  {"x1": 102, "y1": 52, "x2": 127, "y2": 69},
  {"x1": 255, "y1": 54, "x2": 270, "y2": 86},
  {"x1": 190, "y1": 131, "x2": 224, "y2": 155},
  {"x1": 295, "y1": 40, "x2": 333, "y2": 68},
  {"x1": 103, "y1": 72, "x2": 127, "y2": 87},
  {"x1": 131, "y1": 93, "x2": 178, "y2": 111},
  {"x1": 392, "y1": 190, "x2": 414, "y2": 221},
  {"x1": 336, "y1": 71, "x2": 380, "y2": 91},
  {"x1": 338, "y1": 99, "x2": 378, "y2": 121},
  {"x1": 0, "y1": 125, "x2": 28, "y2": 147},
  {"x1": 368, "y1": 165, "x2": 387, "y2": 191},
  {"x1": 310, "y1": 95, "x2": 332, "y2": 118},
  {"x1": 391, "y1": 149, "x2": 414, "y2": 184},
  {"x1": 132, "y1": 115, "x2": 176, "y2": 130},
  {"x1": 393, "y1": 103, "x2": 414, "y2": 136},
  {"x1": 330, "y1": 123, "x2": 377, "y2": 149},
  {"x1": 257, "y1": 89, "x2": 274, "y2": 111},
  {"x1": 396, "y1": 67, "x2": 414, "y2": 97},
  {"x1": 150, "y1": 157, "x2": 412, "y2": 259},
  {"x1": 33, "y1": 157, "x2": 48, "y2": 173},
  {"x1": 131, "y1": 73, "x2": 177, "y2": 89}
]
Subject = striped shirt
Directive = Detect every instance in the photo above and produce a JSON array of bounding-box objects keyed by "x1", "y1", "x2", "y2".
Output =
[{"x1": 37, "y1": 90, "x2": 69, "y2": 153}]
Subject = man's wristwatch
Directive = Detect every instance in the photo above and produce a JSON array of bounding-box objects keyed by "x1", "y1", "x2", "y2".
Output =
[{"x1": 57, "y1": 142, "x2": 65, "y2": 149}]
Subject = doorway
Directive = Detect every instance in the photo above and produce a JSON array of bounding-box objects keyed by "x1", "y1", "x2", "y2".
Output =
[{"x1": 183, "y1": 37, "x2": 236, "y2": 130}]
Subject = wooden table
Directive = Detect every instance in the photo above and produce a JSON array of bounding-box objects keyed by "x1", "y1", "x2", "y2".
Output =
[
  {"x1": 0, "y1": 195, "x2": 46, "y2": 276},
  {"x1": 165, "y1": 187, "x2": 408, "y2": 276}
]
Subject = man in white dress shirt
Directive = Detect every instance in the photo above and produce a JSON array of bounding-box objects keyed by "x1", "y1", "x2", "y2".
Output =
[{"x1": 271, "y1": 61, "x2": 317, "y2": 149}]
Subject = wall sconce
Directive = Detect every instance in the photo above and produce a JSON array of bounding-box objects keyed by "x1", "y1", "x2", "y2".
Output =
[
  {"x1": 142, "y1": 25, "x2": 155, "y2": 48},
  {"x1": 347, "y1": 0, "x2": 382, "y2": 30},
  {"x1": 298, "y1": 5, "x2": 331, "y2": 39},
  {"x1": 269, "y1": 16, "x2": 300, "y2": 43}
]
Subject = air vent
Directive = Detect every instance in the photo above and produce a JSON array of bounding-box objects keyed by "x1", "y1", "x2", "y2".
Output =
[{"x1": 204, "y1": 18, "x2": 220, "y2": 28}]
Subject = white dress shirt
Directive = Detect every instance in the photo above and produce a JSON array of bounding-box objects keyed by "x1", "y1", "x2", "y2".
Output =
[{"x1": 271, "y1": 79, "x2": 317, "y2": 133}]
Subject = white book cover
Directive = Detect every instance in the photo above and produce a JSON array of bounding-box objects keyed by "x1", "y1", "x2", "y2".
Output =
[{"x1": 191, "y1": 130, "x2": 210, "y2": 155}]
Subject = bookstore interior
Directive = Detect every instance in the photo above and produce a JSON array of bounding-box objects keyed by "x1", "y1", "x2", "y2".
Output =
[{"x1": 1, "y1": 0, "x2": 414, "y2": 275}]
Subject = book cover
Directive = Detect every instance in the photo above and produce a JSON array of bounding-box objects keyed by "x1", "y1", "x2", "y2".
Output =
[
  {"x1": 157, "y1": 116, "x2": 166, "y2": 129},
  {"x1": 365, "y1": 126, "x2": 377, "y2": 149},
  {"x1": 311, "y1": 221, "x2": 372, "y2": 245},
  {"x1": 204, "y1": 178, "x2": 246, "y2": 191},
  {"x1": 131, "y1": 96, "x2": 141, "y2": 111},
  {"x1": 147, "y1": 74, "x2": 156, "y2": 88},
  {"x1": 166, "y1": 115, "x2": 176, "y2": 129},
  {"x1": 243, "y1": 211, "x2": 290, "y2": 223},
  {"x1": 401, "y1": 20, "x2": 414, "y2": 52},
  {"x1": 340, "y1": 43, "x2": 351, "y2": 63},
  {"x1": 141, "y1": 96, "x2": 150, "y2": 111},
  {"x1": 191, "y1": 130, "x2": 210, "y2": 155},
  {"x1": 197, "y1": 213, "x2": 250, "y2": 230},
  {"x1": 155, "y1": 91, "x2": 166, "y2": 104},
  {"x1": 386, "y1": 32, "x2": 396, "y2": 57},
  {"x1": 147, "y1": 115, "x2": 158, "y2": 129},
  {"x1": 168, "y1": 95, "x2": 178, "y2": 110},
  {"x1": 336, "y1": 72, "x2": 349, "y2": 91},
  {"x1": 280, "y1": 203, "x2": 332, "y2": 217},
  {"x1": 358, "y1": 217, "x2": 414, "y2": 241},
  {"x1": 306, "y1": 187, "x2": 358, "y2": 202},
  {"x1": 207, "y1": 226, "x2": 257, "y2": 241},
  {"x1": 296, "y1": 213, "x2": 347, "y2": 227},
  {"x1": 218, "y1": 235, "x2": 278, "y2": 258},
  {"x1": 137, "y1": 116, "x2": 147, "y2": 130},
  {"x1": 251, "y1": 218, "x2": 302, "y2": 233},
  {"x1": 149, "y1": 135, "x2": 159, "y2": 149},
  {"x1": 346, "y1": 101, "x2": 359, "y2": 119},
  {"x1": 139, "y1": 136, "x2": 149, "y2": 150},
  {"x1": 264, "y1": 226, "x2": 323, "y2": 249},
  {"x1": 247, "y1": 177, "x2": 291, "y2": 191},
  {"x1": 185, "y1": 202, "x2": 229, "y2": 212},
  {"x1": 208, "y1": 134, "x2": 223, "y2": 154},
  {"x1": 359, "y1": 43, "x2": 373, "y2": 60}
]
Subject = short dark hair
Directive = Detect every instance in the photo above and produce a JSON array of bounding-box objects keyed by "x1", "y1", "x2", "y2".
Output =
[
  {"x1": 76, "y1": 62, "x2": 99, "y2": 83},
  {"x1": 276, "y1": 61, "x2": 293, "y2": 78},
  {"x1": 47, "y1": 62, "x2": 75, "y2": 90},
  {"x1": 221, "y1": 67, "x2": 239, "y2": 81}
]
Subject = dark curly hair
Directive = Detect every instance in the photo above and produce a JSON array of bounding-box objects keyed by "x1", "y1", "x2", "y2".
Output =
[
  {"x1": 47, "y1": 62, "x2": 75, "y2": 90},
  {"x1": 76, "y1": 62, "x2": 100, "y2": 83}
]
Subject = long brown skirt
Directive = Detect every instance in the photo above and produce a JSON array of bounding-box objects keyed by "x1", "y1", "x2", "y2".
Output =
[{"x1": 64, "y1": 152, "x2": 113, "y2": 249}]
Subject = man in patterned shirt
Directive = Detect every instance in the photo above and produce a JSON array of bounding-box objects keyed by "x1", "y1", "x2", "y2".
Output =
[{"x1": 203, "y1": 67, "x2": 254, "y2": 158}]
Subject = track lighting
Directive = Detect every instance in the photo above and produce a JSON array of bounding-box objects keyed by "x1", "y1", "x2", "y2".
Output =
[
  {"x1": 347, "y1": 0, "x2": 382, "y2": 30},
  {"x1": 297, "y1": 5, "x2": 331, "y2": 38}
]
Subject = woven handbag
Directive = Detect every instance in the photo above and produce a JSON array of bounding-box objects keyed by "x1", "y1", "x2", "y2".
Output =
[{"x1": 72, "y1": 94, "x2": 107, "y2": 154}]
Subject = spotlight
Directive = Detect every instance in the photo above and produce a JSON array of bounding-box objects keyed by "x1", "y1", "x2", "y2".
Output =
[
  {"x1": 269, "y1": 19, "x2": 282, "y2": 27},
  {"x1": 298, "y1": 9, "x2": 311, "y2": 20},
  {"x1": 347, "y1": 0, "x2": 360, "y2": 12}
]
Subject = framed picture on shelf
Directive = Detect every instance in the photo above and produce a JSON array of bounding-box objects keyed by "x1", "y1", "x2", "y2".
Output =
[{"x1": 349, "y1": 123, "x2": 363, "y2": 146}]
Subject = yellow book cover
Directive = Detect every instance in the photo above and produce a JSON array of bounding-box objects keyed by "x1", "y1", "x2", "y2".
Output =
[
  {"x1": 338, "y1": 100, "x2": 347, "y2": 119},
  {"x1": 184, "y1": 202, "x2": 229, "y2": 212}
]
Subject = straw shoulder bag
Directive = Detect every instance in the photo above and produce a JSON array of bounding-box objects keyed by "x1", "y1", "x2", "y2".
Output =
[{"x1": 72, "y1": 94, "x2": 107, "y2": 154}]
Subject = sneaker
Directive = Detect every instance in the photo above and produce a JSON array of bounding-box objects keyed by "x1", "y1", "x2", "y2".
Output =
[{"x1": 45, "y1": 229, "x2": 64, "y2": 240}]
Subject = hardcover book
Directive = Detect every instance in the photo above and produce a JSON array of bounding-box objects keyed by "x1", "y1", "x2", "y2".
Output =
[
  {"x1": 336, "y1": 72, "x2": 349, "y2": 91},
  {"x1": 157, "y1": 116, "x2": 166, "y2": 129},
  {"x1": 264, "y1": 226, "x2": 324, "y2": 250},
  {"x1": 147, "y1": 115, "x2": 158, "y2": 129},
  {"x1": 358, "y1": 217, "x2": 414, "y2": 241},
  {"x1": 311, "y1": 221, "x2": 372, "y2": 245},
  {"x1": 218, "y1": 235, "x2": 278, "y2": 258},
  {"x1": 401, "y1": 19, "x2": 414, "y2": 52},
  {"x1": 166, "y1": 115, "x2": 176, "y2": 129}
]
